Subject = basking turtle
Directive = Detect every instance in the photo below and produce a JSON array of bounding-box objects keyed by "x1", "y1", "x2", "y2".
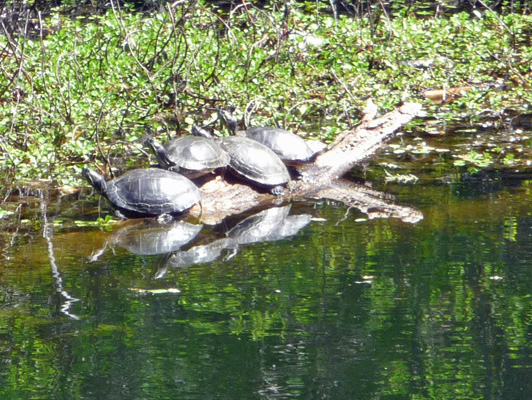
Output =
[
  {"x1": 219, "y1": 136, "x2": 290, "y2": 196},
  {"x1": 144, "y1": 136, "x2": 229, "y2": 179},
  {"x1": 243, "y1": 127, "x2": 316, "y2": 165},
  {"x1": 192, "y1": 121, "x2": 290, "y2": 195},
  {"x1": 218, "y1": 110, "x2": 318, "y2": 165},
  {"x1": 82, "y1": 167, "x2": 201, "y2": 218}
]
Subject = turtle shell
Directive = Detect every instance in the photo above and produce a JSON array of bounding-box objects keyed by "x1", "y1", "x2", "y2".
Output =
[
  {"x1": 98, "y1": 168, "x2": 200, "y2": 217},
  {"x1": 164, "y1": 136, "x2": 229, "y2": 178},
  {"x1": 243, "y1": 127, "x2": 315, "y2": 164},
  {"x1": 220, "y1": 136, "x2": 290, "y2": 188}
]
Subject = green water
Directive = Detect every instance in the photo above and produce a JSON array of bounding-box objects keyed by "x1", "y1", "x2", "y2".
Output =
[{"x1": 3, "y1": 172, "x2": 532, "y2": 399}]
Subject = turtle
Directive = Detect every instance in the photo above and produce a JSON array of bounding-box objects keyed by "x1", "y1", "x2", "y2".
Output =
[
  {"x1": 243, "y1": 127, "x2": 316, "y2": 165},
  {"x1": 217, "y1": 110, "x2": 320, "y2": 165},
  {"x1": 82, "y1": 167, "x2": 201, "y2": 218},
  {"x1": 219, "y1": 136, "x2": 290, "y2": 196},
  {"x1": 144, "y1": 136, "x2": 229, "y2": 179}
]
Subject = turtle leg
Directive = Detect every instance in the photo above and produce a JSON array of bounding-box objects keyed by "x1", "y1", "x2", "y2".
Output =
[
  {"x1": 270, "y1": 185, "x2": 285, "y2": 197},
  {"x1": 153, "y1": 254, "x2": 171, "y2": 279},
  {"x1": 224, "y1": 246, "x2": 240, "y2": 261},
  {"x1": 157, "y1": 213, "x2": 174, "y2": 224},
  {"x1": 114, "y1": 210, "x2": 128, "y2": 220}
]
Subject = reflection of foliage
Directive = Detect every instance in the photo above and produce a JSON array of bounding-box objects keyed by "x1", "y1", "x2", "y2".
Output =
[{"x1": 3, "y1": 191, "x2": 532, "y2": 397}]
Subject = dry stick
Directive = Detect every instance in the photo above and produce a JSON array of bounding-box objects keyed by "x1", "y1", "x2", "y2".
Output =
[
  {"x1": 55, "y1": 53, "x2": 73, "y2": 124},
  {"x1": 243, "y1": 98, "x2": 268, "y2": 128},
  {"x1": 5, "y1": 21, "x2": 27, "y2": 155},
  {"x1": 37, "y1": 10, "x2": 48, "y2": 94},
  {"x1": 1, "y1": 204, "x2": 21, "y2": 265},
  {"x1": 119, "y1": 12, "x2": 175, "y2": 113},
  {"x1": 42, "y1": 10, "x2": 73, "y2": 125},
  {"x1": 92, "y1": 92, "x2": 113, "y2": 174},
  {"x1": 166, "y1": 4, "x2": 190, "y2": 77},
  {"x1": 377, "y1": 0, "x2": 394, "y2": 36},
  {"x1": 284, "y1": 99, "x2": 320, "y2": 128},
  {"x1": 0, "y1": 139, "x2": 15, "y2": 167},
  {"x1": 0, "y1": 21, "x2": 23, "y2": 100},
  {"x1": 476, "y1": 0, "x2": 515, "y2": 39},
  {"x1": 336, "y1": 206, "x2": 353, "y2": 226},
  {"x1": 330, "y1": 69, "x2": 359, "y2": 103},
  {"x1": 145, "y1": 7, "x2": 180, "y2": 70}
]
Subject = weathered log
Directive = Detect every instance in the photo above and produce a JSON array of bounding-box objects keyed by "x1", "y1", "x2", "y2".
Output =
[
  {"x1": 307, "y1": 179, "x2": 423, "y2": 224},
  {"x1": 297, "y1": 101, "x2": 422, "y2": 183},
  {"x1": 189, "y1": 102, "x2": 423, "y2": 224}
]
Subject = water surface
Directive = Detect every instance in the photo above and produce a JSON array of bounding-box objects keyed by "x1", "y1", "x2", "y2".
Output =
[{"x1": 3, "y1": 157, "x2": 532, "y2": 399}]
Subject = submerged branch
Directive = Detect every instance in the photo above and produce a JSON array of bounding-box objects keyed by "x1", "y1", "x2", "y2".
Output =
[{"x1": 308, "y1": 179, "x2": 423, "y2": 223}]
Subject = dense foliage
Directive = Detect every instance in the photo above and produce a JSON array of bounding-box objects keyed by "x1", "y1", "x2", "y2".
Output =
[{"x1": 0, "y1": 0, "x2": 530, "y2": 185}]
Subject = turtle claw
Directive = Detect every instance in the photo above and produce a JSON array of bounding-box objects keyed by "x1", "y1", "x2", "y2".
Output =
[
  {"x1": 114, "y1": 210, "x2": 127, "y2": 220},
  {"x1": 270, "y1": 185, "x2": 285, "y2": 197},
  {"x1": 157, "y1": 213, "x2": 174, "y2": 224}
]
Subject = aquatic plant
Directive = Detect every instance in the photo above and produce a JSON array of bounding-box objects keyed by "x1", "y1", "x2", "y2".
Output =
[{"x1": 0, "y1": 1, "x2": 530, "y2": 185}]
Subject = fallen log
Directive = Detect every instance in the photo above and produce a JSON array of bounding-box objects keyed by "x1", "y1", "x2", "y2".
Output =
[{"x1": 189, "y1": 101, "x2": 423, "y2": 224}]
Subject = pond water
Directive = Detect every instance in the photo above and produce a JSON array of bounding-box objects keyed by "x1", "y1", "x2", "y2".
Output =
[{"x1": 3, "y1": 131, "x2": 532, "y2": 399}]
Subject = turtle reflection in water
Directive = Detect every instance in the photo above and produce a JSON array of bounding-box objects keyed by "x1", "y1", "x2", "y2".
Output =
[
  {"x1": 225, "y1": 205, "x2": 312, "y2": 259},
  {"x1": 154, "y1": 238, "x2": 235, "y2": 279},
  {"x1": 227, "y1": 205, "x2": 311, "y2": 245},
  {"x1": 88, "y1": 219, "x2": 203, "y2": 261},
  {"x1": 155, "y1": 206, "x2": 312, "y2": 277}
]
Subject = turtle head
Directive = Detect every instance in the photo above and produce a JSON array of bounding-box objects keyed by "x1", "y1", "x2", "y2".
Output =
[
  {"x1": 191, "y1": 126, "x2": 213, "y2": 139},
  {"x1": 144, "y1": 137, "x2": 174, "y2": 169},
  {"x1": 143, "y1": 136, "x2": 154, "y2": 147},
  {"x1": 144, "y1": 136, "x2": 159, "y2": 153},
  {"x1": 218, "y1": 109, "x2": 239, "y2": 134},
  {"x1": 82, "y1": 166, "x2": 107, "y2": 194}
]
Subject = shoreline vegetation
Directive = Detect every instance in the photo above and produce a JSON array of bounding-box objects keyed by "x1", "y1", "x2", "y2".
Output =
[{"x1": 0, "y1": 0, "x2": 531, "y2": 187}]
